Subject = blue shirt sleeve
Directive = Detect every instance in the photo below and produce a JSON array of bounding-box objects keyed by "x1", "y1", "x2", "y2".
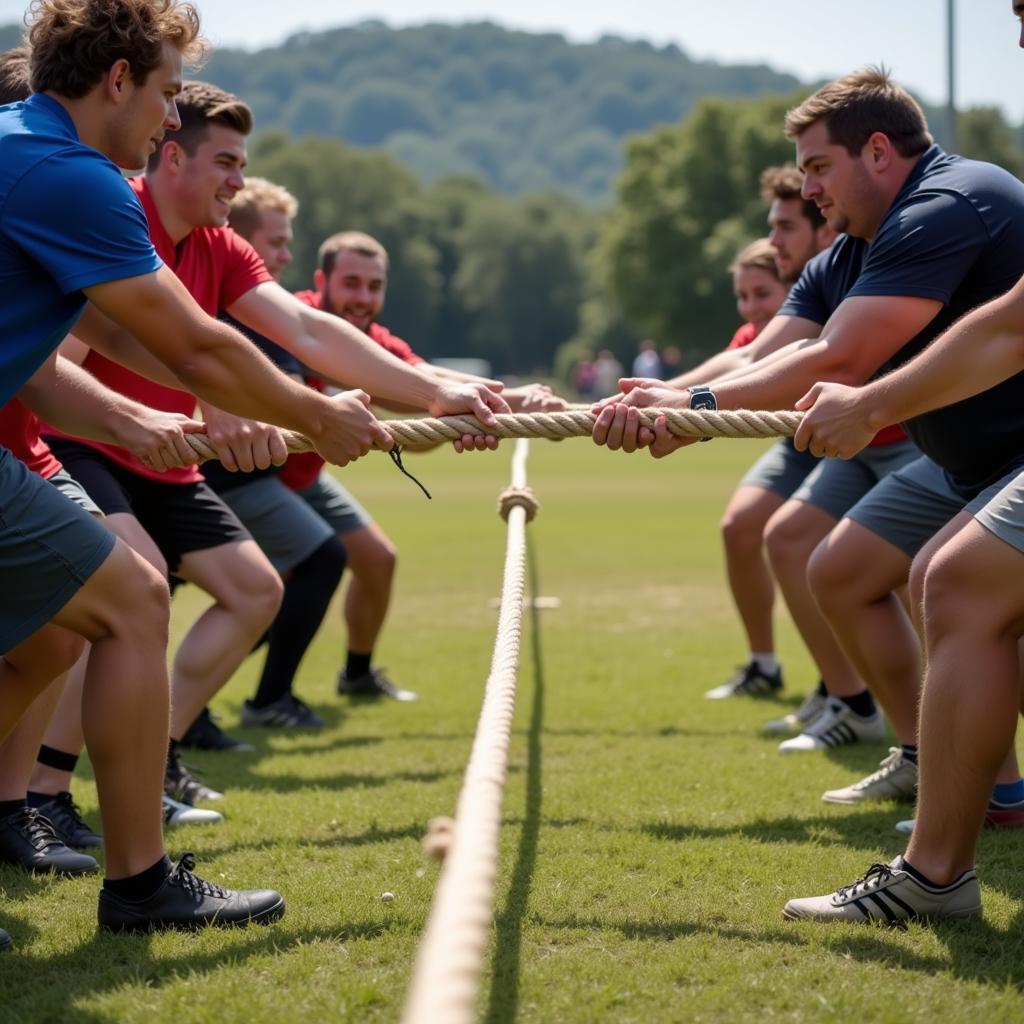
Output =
[
  {"x1": 3, "y1": 146, "x2": 161, "y2": 294},
  {"x1": 849, "y1": 191, "x2": 990, "y2": 304},
  {"x1": 777, "y1": 248, "x2": 830, "y2": 325}
]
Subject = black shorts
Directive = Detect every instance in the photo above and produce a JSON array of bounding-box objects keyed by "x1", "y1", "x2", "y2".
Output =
[{"x1": 45, "y1": 438, "x2": 251, "y2": 574}]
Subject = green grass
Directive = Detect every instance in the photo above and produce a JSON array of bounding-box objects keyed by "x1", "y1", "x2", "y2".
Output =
[{"x1": 3, "y1": 440, "x2": 1024, "y2": 1023}]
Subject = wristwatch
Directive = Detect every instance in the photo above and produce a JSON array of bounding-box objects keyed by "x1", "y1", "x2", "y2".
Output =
[{"x1": 686, "y1": 385, "x2": 717, "y2": 441}]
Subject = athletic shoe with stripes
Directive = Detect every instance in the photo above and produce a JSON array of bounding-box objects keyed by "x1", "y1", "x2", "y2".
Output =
[
  {"x1": 162, "y1": 795, "x2": 223, "y2": 827},
  {"x1": 763, "y1": 687, "x2": 828, "y2": 734},
  {"x1": 821, "y1": 747, "x2": 917, "y2": 804},
  {"x1": 704, "y1": 660, "x2": 783, "y2": 700},
  {"x1": 783, "y1": 856, "x2": 981, "y2": 924},
  {"x1": 895, "y1": 796, "x2": 1024, "y2": 835},
  {"x1": 777, "y1": 697, "x2": 885, "y2": 753}
]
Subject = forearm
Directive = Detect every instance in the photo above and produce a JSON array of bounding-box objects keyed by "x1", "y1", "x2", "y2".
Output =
[
  {"x1": 865, "y1": 297, "x2": 1024, "y2": 425},
  {"x1": 667, "y1": 349, "x2": 748, "y2": 388}
]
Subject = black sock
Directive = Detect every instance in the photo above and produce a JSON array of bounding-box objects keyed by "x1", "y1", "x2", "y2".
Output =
[
  {"x1": 838, "y1": 690, "x2": 876, "y2": 717},
  {"x1": 103, "y1": 855, "x2": 172, "y2": 902},
  {"x1": 26, "y1": 790, "x2": 60, "y2": 809},
  {"x1": 251, "y1": 536, "x2": 346, "y2": 708},
  {"x1": 900, "y1": 857, "x2": 957, "y2": 890},
  {"x1": 37, "y1": 743, "x2": 79, "y2": 773},
  {"x1": 815, "y1": 680, "x2": 828, "y2": 697},
  {"x1": 0, "y1": 799, "x2": 27, "y2": 819},
  {"x1": 346, "y1": 650, "x2": 372, "y2": 680},
  {"x1": 900, "y1": 744, "x2": 918, "y2": 765}
]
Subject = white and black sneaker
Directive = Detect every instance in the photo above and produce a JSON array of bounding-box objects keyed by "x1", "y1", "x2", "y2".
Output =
[
  {"x1": 163, "y1": 795, "x2": 223, "y2": 827},
  {"x1": 763, "y1": 687, "x2": 828, "y2": 734},
  {"x1": 704, "y1": 660, "x2": 783, "y2": 700},
  {"x1": 821, "y1": 747, "x2": 917, "y2": 804},
  {"x1": 778, "y1": 697, "x2": 885, "y2": 753},
  {"x1": 783, "y1": 857, "x2": 981, "y2": 924}
]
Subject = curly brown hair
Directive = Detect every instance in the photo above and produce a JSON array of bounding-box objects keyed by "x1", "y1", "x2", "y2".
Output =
[
  {"x1": 0, "y1": 47, "x2": 31, "y2": 104},
  {"x1": 27, "y1": 0, "x2": 206, "y2": 99}
]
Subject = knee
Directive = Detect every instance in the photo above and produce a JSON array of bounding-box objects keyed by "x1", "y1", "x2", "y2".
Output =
[
  {"x1": 120, "y1": 560, "x2": 172, "y2": 642},
  {"x1": 806, "y1": 538, "x2": 851, "y2": 616},
  {"x1": 351, "y1": 533, "x2": 397, "y2": 581},
  {"x1": 764, "y1": 509, "x2": 812, "y2": 574},
  {"x1": 920, "y1": 548, "x2": 975, "y2": 639},
  {"x1": 720, "y1": 504, "x2": 766, "y2": 556},
  {"x1": 49, "y1": 630, "x2": 87, "y2": 678},
  {"x1": 248, "y1": 566, "x2": 284, "y2": 623}
]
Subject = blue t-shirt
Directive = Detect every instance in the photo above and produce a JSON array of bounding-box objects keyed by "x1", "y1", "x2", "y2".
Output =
[
  {"x1": 779, "y1": 239, "x2": 864, "y2": 326},
  {"x1": 200, "y1": 312, "x2": 305, "y2": 493},
  {"x1": 787, "y1": 146, "x2": 1024, "y2": 494},
  {"x1": 0, "y1": 94, "x2": 161, "y2": 407}
]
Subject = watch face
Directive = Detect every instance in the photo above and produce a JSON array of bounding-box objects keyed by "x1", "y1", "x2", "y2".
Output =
[{"x1": 691, "y1": 393, "x2": 716, "y2": 410}]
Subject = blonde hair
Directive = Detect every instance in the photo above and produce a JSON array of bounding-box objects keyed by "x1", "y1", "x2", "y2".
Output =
[
  {"x1": 729, "y1": 238, "x2": 781, "y2": 279},
  {"x1": 228, "y1": 177, "x2": 299, "y2": 240}
]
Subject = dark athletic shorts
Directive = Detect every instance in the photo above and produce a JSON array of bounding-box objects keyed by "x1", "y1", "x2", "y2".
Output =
[
  {"x1": 46, "y1": 438, "x2": 250, "y2": 574},
  {"x1": 0, "y1": 447, "x2": 115, "y2": 653},
  {"x1": 739, "y1": 438, "x2": 820, "y2": 500}
]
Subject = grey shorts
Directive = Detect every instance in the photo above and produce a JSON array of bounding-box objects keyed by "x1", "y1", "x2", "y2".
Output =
[
  {"x1": 847, "y1": 454, "x2": 1021, "y2": 559},
  {"x1": 296, "y1": 471, "x2": 371, "y2": 536},
  {"x1": 973, "y1": 471, "x2": 1024, "y2": 555},
  {"x1": 47, "y1": 468, "x2": 102, "y2": 516},
  {"x1": 216, "y1": 475, "x2": 334, "y2": 575},
  {"x1": 791, "y1": 438, "x2": 921, "y2": 521},
  {"x1": 739, "y1": 438, "x2": 821, "y2": 500},
  {"x1": 0, "y1": 448, "x2": 115, "y2": 654}
]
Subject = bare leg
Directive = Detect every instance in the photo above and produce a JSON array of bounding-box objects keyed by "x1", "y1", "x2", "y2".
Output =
[
  {"x1": 807, "y1": 520, "x2": 919, "y2": 743},
  {"x1": 26, "y1": 655, "x2": 86, "y2": 796},
  {"x1": 342, "y1": 524, "x2": 397, "y2": 655},
  {"x1": 0, "y1": 672, "x2": 68, "y2": 801},
  {"x1": 906, "y1": 518, "x2": 1023, "y2": 883},
  {"x1": 171, "y1": 540, "x2": 281, "y2": 736},
  {"x1": 48, "y1": 538, "x2": 172, "y2": 879},
  {"x1": 719, "y1": 485, "x2": 785, "y2": 656},
  {"x1": 766, "y1": 500, "x2": 865, "y2": 698}
]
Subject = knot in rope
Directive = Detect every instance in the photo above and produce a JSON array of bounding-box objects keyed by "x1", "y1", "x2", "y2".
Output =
[
  {"x1": 422, "y1": 815, "x2": 456, "y2": 862},
  {"x1": 497, "y1": 486, "x2": 539, "y2": 523}
]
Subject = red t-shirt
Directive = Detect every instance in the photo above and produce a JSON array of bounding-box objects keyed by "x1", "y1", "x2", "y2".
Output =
[
  {"x1": 0, "y1": 399, "x2": 62, "y2": 479},
  {"x1": 279, "y1": 291, "x2": 425, "y2": 491},
  {"x1": 726, "y1": 322, "x2": 758, "y2": 351},
  {"x1": 45, "y1": 176, "x2": 273, "y2": 483}
]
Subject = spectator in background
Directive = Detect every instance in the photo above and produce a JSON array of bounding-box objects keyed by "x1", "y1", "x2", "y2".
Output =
[
  {"x1": 632, "y1": 339, "x2": 662, "y2": 379},
  {"x1": 594, "y1": 349, "x2": 624, "y2": 397},
  {"x1": 726, "y1": 239, "x2": 791, "y2": 351}
]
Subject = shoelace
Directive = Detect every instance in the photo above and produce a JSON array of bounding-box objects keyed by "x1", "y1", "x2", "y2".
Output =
[
  {"x1": 835, "y1": 862, "x2": 895, "y2": 901},
  {"x1": 10, "y1": 808, "x2": 62, "y2": 852},
  {"x1": 171, "y1": 853, "x2": 229, "y2": 899},
  {"x1": 853, "y1": 748, "x2": 904, "y2": 788},
  {"x1": 49, "y1": 793, "x2": 92, "y2": 833},
  {"x1": 369, "y1": 669, "x2": 401, "y2": 697}
]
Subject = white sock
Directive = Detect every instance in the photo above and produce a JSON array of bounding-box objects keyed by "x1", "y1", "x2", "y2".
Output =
[{"x1": 750, "y1": 652, "x2": 779, "y2": 675}]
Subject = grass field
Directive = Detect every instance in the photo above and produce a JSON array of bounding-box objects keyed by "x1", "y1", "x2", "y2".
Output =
[{"x1": 3, "y1": 438, "x2": 1024, "y2": 1023}]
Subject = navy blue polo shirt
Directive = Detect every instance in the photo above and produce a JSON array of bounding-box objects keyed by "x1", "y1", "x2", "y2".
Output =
[
  {"x1": 0, "y1": 94, "x2": 161, "y2": 406},
  {"x1": 785, "y1": 145, "x2": 1024, "y2": 494}
]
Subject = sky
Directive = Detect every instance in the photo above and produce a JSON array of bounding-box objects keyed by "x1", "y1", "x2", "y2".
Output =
[{"x1": 2, "y1": 1, "x2": 1021, "y2": 121}]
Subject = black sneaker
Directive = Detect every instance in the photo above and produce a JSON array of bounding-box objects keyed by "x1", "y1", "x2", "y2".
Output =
[
  {"x1": 165, "y1": 748, "x2": 224, "y2": 806},
  {"x1": 337, "y1": 667, "x2": 417, "y2": 702},
  {"x1": 180, "y1": 707, "x2": 254, "y2": 753},
  {"x1": 98, "y1": 852, "x2": 286, "y2": 933},
  {"x1": 704, "y1": 660, "x2": 783, "y2": 699},
  {"x1": 0, "y1": 807, "x2": 99, "y2": 875},
  {"x1": 0, "y1": 927, "x2": 11, "y2": 951},
  {"x1": 241, "y1": 694, "x2": 325, "y2": 729},
  {"x1": 35, "y1": 791, "x2": 103, "y2": 850}
]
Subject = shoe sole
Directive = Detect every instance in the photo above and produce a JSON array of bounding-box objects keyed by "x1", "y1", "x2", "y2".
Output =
[
  {"x1": 782, "y1": 904, "x2": 981, "y2": 924},
  {"x1": 822, "y1": 789, "x2": 916, "y2": 805},
  {"x1": 100, "y1": 895, "x2": 286, "y2": 934},
  {"x1": 985, "y1": 808, "x2": 1024, "y2": 828}
]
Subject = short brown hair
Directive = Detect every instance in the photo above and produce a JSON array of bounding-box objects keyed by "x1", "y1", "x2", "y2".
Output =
[
  {"x1": 729, "y1": 238, "x2": 781, "y2": 279},
  {"x1": 28, "y1": 0, "x2": 205, "y2": 99},
  {"x1": 318, "y1": 231, "x2": 389, "y2": 278},
  {"x1": 148, "y1": 79, "x2": 252, "y2": 169},
  {"x1": 228, "y1": 177, "x2": 298, "y2": 240},
  {"x1": 0, "y1": 47, "x2": 31, "y2": 104},
  {"x1": 784, "y1": 66, "x2": 932, "y2": 158},
  {"x1": 759, "y1": 162, "x2": 824, "y2": 229}
]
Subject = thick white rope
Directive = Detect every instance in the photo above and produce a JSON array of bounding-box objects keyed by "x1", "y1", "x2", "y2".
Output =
[
  {"x1": 182, "y1": 407, "x2": 801, "y2": 462},
  {"x1": 400, "y1": 438, "x2": 533, "y2": 1024}
]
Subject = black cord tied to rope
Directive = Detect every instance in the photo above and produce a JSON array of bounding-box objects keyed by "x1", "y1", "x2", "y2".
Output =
[{"x1": 389, "y1": 444, "x2": 432, "y2": 499}]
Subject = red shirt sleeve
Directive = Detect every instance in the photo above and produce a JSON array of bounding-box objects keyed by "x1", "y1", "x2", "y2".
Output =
[
  {"x1": 726, "y1": 322, "x2": 758, "y2": 351},
  {"x1": 368, "y1": 323, "x2": 424, "y2": 365}
]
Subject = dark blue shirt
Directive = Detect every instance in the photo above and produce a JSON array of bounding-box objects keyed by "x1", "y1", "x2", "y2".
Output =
[
  {"x1": 0, "y1": 95, "x2": 161, "y2": 406},
  {"x1": 201, "y1": 312, "x2": 305, "y2": 492},
  {"x1": 787, "y1": 146, "x2": 1024, "y2": 494}
]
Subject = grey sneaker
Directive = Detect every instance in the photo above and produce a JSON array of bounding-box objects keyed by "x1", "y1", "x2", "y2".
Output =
[
  {"x1": 241, "y1": 695, "x2": 325, "y2": 728},
  {"x1": 763, "y1": 688, "x2": 828, "y2": 734},
  {"x1": 165, "y1": 748, "x2": 223, "y2": 806},
  {"x1": 822, "y1": 747, "x2": 917, "y2": 804},
  {"x1": 704, "y1": 660, "x2": 783, "y2": 700},
  {"x1": 337, "y1": 667, "x2": 417, "y2": 702},
  {"x1": 163, "y1": 795, "x2": 223, "y2": 827},
  {"x1": 783, "y1": 857, "x2": 981, "y2": 924},
  {"x1": 778, "y1": 697, "x2": 885, "y2": 753}
]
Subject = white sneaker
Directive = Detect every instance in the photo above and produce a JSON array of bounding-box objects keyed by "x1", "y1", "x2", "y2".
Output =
[
  {"x1": 162, "y1": 795, "x2": 223, "y2": 827},
  {"x1": 778, "y1": 697, "x2": 885, "y2": 753},
  {"x1": 763, "y1": 688, "x2": 828, "y2": 734},
  {"x1": 783, "y1": 856, "x2": 981, "y2": 923},
  {"x1": 821, "y1": 748, "x2": 918, "y2": 804},
  {"x1": 704, "y1": 660, "x2": 783, "y2": 700},
  {"x1": 895, "y1": 818, "x2": 915, "y2": 835}
]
